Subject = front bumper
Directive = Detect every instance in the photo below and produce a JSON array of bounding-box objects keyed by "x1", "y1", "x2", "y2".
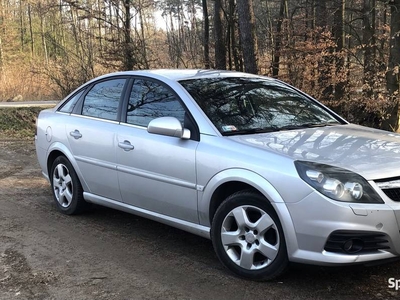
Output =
[{"x1": 285, "y1": 190, "x2": 400, "y2": 265}]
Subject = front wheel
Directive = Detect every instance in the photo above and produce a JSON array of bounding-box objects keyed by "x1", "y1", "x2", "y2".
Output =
[
  {"x1": 50, "y1": 156, "x2": 88, "y2": 215},
  {"x1": 211, "y1": 190, "x2": 288, "y2": 280}
]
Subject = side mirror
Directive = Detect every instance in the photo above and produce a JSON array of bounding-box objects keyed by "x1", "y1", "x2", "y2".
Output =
[{"x1": 147, "y1": 117, "x2": 191, "y2": 140}]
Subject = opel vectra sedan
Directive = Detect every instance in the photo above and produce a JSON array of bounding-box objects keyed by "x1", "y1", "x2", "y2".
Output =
[{"x1": 35, "y1": 69, "x2": 400, "y2": 280}]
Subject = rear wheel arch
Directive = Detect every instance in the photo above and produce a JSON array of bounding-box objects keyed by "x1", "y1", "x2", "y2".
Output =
[
  {"x1": 46, "y1": 143, "x2": 89, "y2": 192},
  {"x1": 47, "y1": 150, "x2": 65, "y2": 176}
]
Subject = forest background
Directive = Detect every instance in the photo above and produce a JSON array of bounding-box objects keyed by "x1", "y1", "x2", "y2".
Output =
[{"x1": 0, "y1": 0, "x2": 399, "y2": 131}]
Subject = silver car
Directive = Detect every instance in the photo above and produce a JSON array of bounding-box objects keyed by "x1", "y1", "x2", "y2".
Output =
[{"x1": 35, "y1": 69, "x2": 400, "y2": 280}]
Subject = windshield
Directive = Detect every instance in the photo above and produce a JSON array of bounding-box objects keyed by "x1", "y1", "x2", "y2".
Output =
[{"x1": 179, "y1": 77, "x2": 342, "y2": 136}]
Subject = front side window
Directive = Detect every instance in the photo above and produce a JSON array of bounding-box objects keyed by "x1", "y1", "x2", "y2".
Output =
[
  {"x1": 126, "y1": 79, "x2": 185, "y2": 127},
  {"x1": 180, "y1": 77, "x2": 342, "y2": 135},
  {"x1": 82, "y1": 78, "x2": 126, "y2": 121}
]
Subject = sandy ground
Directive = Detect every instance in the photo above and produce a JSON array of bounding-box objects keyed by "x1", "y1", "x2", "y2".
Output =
[{"x1": 1, "y1": 139, "x2": 400, "y2": 300}]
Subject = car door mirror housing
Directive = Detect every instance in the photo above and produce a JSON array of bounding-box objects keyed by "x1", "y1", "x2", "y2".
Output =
[{"x1": 147, "y1": 117, "x2": 191, "y2": 140}]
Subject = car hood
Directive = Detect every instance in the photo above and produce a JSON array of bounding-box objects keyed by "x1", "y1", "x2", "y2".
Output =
[{"x1": 228, "y1": 124, "x2": 400, "y2": 180}]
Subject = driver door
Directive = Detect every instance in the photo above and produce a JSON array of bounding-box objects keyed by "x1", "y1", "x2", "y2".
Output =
[{"x1": 116, "y1": 78, "x2": 199, "y2": 223}]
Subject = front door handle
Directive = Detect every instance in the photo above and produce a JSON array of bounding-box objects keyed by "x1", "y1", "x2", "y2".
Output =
[
  {"x1": 70, "y1": 130, "x2": 82, "y2": 139},
  {"x1": 118, "y1": 140, "x2": 134, "y2": 151}
]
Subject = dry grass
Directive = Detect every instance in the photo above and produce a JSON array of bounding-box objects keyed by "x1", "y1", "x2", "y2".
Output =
[
  {"x1": 0, "y1": 64, "x2": 58, "y2": 102},
  {"x1": 0, "y1": 107, "x2": 42, "y2": 139}
]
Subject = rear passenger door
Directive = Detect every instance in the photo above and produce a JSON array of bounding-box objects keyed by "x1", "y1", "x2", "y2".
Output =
[{"x1": 66, "y1": 77, "x2": 128, "y2": 201}]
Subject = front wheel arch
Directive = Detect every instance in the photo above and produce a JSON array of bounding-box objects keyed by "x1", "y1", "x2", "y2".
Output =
[
  {"x1": 199, "y1": 169, "x2": 286, "y2": 228},
  {"x1": 209, "y1": 181, "x2": 262, "y2": 225}
]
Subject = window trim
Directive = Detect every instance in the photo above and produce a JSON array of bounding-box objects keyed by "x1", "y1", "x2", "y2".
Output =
[
  {"x1": 72, "y1": 76, "x2": 131, "y2": 122},
  {"x1": 57, "y1": 89, "x2": 85, "y2": 114},
  {"x1": 121, "y1": 76, "x2": 200, "y2": 141}
]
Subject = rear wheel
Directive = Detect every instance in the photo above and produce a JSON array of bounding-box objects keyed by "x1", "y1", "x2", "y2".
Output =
[
  {"x1": 50, "y1": 156, "x2": 88, "y2": 215},
  {"x1": 211, "y1": 190, "x2": 288, "y2": 280}
]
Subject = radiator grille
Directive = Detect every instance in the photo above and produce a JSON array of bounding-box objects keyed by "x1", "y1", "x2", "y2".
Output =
[{"x1": 375, "y1": 177, "x2": 400, "y2": 202}]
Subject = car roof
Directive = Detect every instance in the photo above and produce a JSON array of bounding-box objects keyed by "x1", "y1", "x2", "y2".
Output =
[{"x1": 98, "y1": 69, "x2": 267, "y2": 82}]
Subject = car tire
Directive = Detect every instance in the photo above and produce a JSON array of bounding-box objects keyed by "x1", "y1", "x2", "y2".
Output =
[
  {"x1": 211, "y1": 190, "x2": 288, "y2": 280},
  {"x1": 50, "y1": 156, "x2": 88, "y2": 215}
]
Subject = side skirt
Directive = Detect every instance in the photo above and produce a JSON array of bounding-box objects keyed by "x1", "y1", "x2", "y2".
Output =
[{"x1": 83, "y1": 192, "x2": 211, "y2": 239}]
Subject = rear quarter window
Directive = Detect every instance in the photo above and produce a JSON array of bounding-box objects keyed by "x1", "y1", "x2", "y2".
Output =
[{"x1": 58, "y1": 90, "x2": 84, "y2": 113}]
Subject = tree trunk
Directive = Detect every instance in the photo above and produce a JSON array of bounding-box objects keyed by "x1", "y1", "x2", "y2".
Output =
[
  {"x1": 123, "y1": 0, "x2": 134, "y2": 70},
  {"x1": 265, "y1": 0, "x2": 274, "y2": 70},
  {"x1": 202, "y1": 0, "x2": 210, "y2": 68},
  {"x1": 19, "y1": 0, "x2": 24, "y2": 51},
  {"x1": 97, "y1": 0, "x2": 103, "y2": 52},
  {"x1": 333, "y1": 0, "x2": 346, "y2": 100},
  {"x1": 362, "y1": 0, "x2": 376, "y2": 98},
  {"x1": 315, "y1": 0, "x2": 327, "y2": 28},
  {"x1": 272, "y1": 0, "x2": 286, "y2": 78},
  {"x1": 214, "y1": 0, "x2": 226, "y2": 69},
  {"x1": 28, "y1": 3, "x2": 34, "y2": 57},
  {"x1": 237, "y1": 0, "x2": 258, "y2": 74},
  {"x1": 0, "y1": 0, "x2": 3, "y2": 75},
  {"x1": 39, "y1": 1, "x2": 48, "y2": 65},
  {"x1": 382, "y1": 0, "x2": 400, "y2": 131},
  {"x1": 138, "y1": 0, "x2": 149, "y2": 69},
  {"x1": 315, "y1": 0, "x2": 332, "y2": 99},
  {"x1": 228, "y1": 0, "x2": 240, "y2": 71}
]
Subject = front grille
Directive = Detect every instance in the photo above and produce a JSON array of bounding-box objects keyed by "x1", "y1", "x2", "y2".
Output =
[
  {"x1": 380, "y1": 188, "x2": 400, "y2": 202},
  {"x1": 375, "y1": 177, "x2": 400, "y2": 202},
  {"x1": 324, "y1": 230, "x2": 390, "y2": 254}
]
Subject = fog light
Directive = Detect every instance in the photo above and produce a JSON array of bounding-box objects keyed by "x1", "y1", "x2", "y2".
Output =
[{"x1": 343, "y1": 238, "x2": 364, "y2": 254}]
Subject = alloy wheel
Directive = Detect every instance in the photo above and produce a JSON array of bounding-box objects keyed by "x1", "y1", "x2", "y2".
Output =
[
  {"x1": 52, "y1": 163, "x2": 74, "y2": 208},
  {"x1": 220, "y1": 205, "x2": 280, "y2": 270}
]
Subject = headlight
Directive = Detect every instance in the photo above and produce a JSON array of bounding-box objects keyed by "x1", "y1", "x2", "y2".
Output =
[{"x1": 295, "y1": 161, "x2": 383, "y2": 203}]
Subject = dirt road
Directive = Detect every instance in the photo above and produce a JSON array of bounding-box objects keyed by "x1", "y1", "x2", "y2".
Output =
[{"x1": 0, "y1": 140, "x2": 400, "y2": 300}]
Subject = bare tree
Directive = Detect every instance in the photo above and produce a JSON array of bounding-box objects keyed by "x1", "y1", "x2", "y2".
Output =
[
  {"x1": 382, "y1": 0, "x2": 400, "y2": 131},
  {"x1": 272, "y1": 0, "x2": 287, "y2": 78},
  {"x1": 202, "y1": 0, "x2": 210, "y2": 68},
  {"x1": 237, "y1": 0, "x2": 258, "y2": 74},
  {"x1": 27, "y1": 2, "x2": 34, "y2": 57},
  {"x1": 0, "y1": 0, "x2": 3, "y2": 76},
  {"x1": 362, "y1": 0, "x2": 376, "y2": 97},
  {"x1": 123, "y1": 0, "x2": 135, "y2": 70},
  {"x1": 332, "y1": 0, "x2": 346, "y2": 100},
  {"x1": 214, "y1": 0, "x2": 226, "y2": 69}
]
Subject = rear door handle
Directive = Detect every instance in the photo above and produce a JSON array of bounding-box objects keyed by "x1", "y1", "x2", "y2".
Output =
[
  {"x1": 70, "y1": 130, "x2": 82, "y2": 139},
  {"x1": 118, "y1": 140, "x2": 134, "y2": 151}
]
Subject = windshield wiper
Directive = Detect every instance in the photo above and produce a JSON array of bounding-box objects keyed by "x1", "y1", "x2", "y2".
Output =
[
  {"x1": 222, "y1": 126, "x2": 279, "y2": 136},
  {"x1": 277, "y1": 122, "x2": 341, "y2": 131},
  {"x1": 222, "y1": 122, "x2": 342, "y2": 136}
]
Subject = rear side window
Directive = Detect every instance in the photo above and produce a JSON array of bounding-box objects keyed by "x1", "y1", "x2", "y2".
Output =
[
  {"x1": 59, "y1": 90, "x2": 84, "y2": 113},
  {"x1": 126, "y1": 79, "x2": 185, "y2": 127},
  {"x1": 82, "y1": 78, "x2": 126, "y2": 121}
]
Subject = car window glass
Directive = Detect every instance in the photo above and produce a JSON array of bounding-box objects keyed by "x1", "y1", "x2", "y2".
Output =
[
  {"x1": 59, "y1": 90, "x2": 84, "y2": 113},
  {"x1": 82, "y1": 78, "x2": 126, "y2": 121},
  {"x1": 180, "y1": 78, "x2": 340, "y2": 135},
  {"x1": 126, "y1": 79, "x2": 185, "y2": 127}
]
